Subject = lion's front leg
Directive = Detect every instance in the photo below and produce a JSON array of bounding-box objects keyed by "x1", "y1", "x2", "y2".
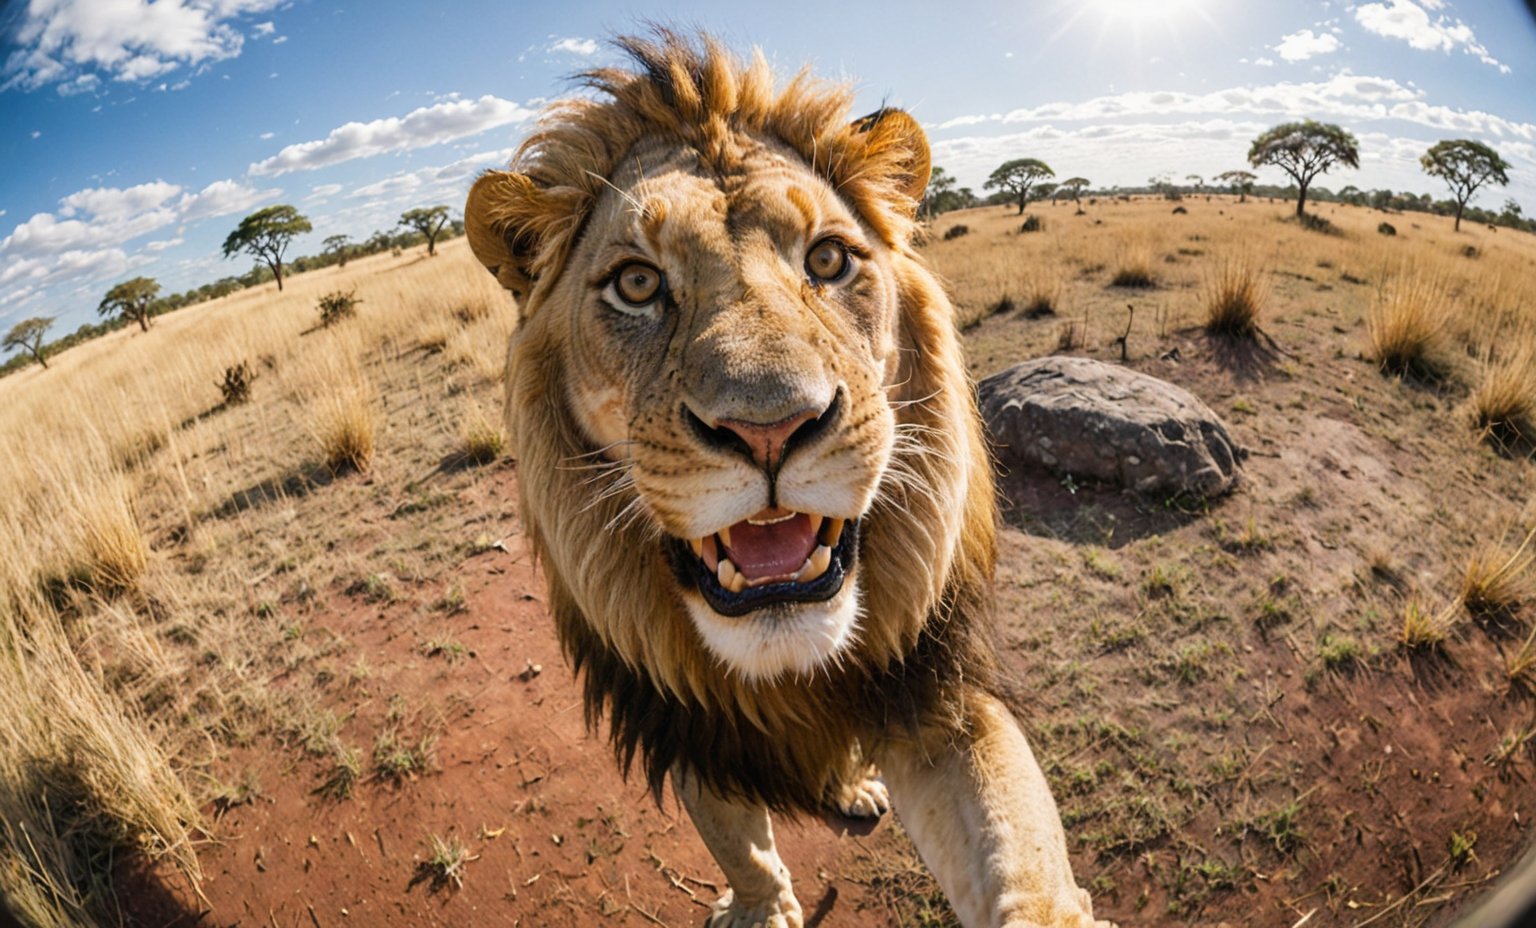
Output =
[
  {"x1": 875, "y1": 692, "x2": 1110, "y2": 928},
  {"x1": 673, "y1": 766, "x2": 803, "y2": 928}
]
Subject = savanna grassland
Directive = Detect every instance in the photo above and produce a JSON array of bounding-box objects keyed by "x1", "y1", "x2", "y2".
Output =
[{"x1": 1, "y1": 195, "x2": 1534, "y2": 928}]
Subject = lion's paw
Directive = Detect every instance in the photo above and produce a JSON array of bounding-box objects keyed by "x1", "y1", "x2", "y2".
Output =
[
  {"x1": 705, "y1": 888, "x2": 804, "y2": 928},
  {"x1": 831, "y1": 773, "x2": 889, "y2": 819}
]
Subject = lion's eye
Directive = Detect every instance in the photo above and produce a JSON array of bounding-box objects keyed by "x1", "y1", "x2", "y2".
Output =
[
  {"x1": 806, "y1": 239, "x2": 851, "y2": 283},
  {"x1": 612, "y1": 262, "x2": 664, "y2": 308}
]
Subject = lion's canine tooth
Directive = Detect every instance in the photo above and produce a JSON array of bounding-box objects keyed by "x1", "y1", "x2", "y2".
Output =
[
  {"x1": 729, "y1": 571, "x2": 747, "y2": 594},
  {"x1": 718, "y1": 524, "x2": 733, "y2": 548},
  {"x1": 807, "y1": 514, "x2": 824, "y2": 536},
  {"x1": 717, "y1": 558, "x2": 736, "y2": 591},
  {"x1": 794, "y1": 557, "x2": 815, "y2": 583},
  {"x1": 701, "y1": 536, "x2": 719, "y2": 571},
  {"x1": 823, "y1": 518, "x2": 845, "y2": 548},
  {"x1": 809, "y1": 544, "x2": 832, "y2": 579},
  {"x1": 689, "y1": 538, "x2": 703, "y2": 558}
]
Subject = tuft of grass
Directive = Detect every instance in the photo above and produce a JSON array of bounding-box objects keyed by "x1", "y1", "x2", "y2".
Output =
[
  {"x1": 374, "y1": 728, "x2": 436, "y2": 785},
  {"x1": 459, "y1": 405, "x2": 506, "y2": 465},
  {"x1": 414, "y1": 834, "x2": 474, "y2": 891},
  {"x1": 313, "y1": 744, "x2": 362, "y2": 801},
  {"x1": 307, "y1": 357, "x2": 377, "y2": 474},
  {"x1": 1467, "y1": 342, "x2": 1536, "y2": 449},
  {"x1": 1318, "y1": 632, "x2": 1362, "y2": 671},
  {"x1": 1110, "y1": 258, "x2": 1156, "y2": 288},
  {"x1": 1461, "y1": 531, "x2": 1534, "y2": 621},
  {"x1": 1398, "y1": 597, "x2": 1459, "y2": 651},
  {"x1": 1203, "y1": 253, "x2": 1269, "y2": 337},
  {"x1": 73, "y1": 476, "x2": 150, "y2": 597},
  {"x1": 422, "y1": 635, "x2": 469, "y2": 663},
  {"x1": 942, "y1": 224, "x2": 970, "y2": 240},
  {"x1": 1023, "y1": 274, "x2": 1061, "y2": 319},
  {"x1": 1366, "y1": 272, "x2": 1450, "y2": 381},
  {"x1": 1508, "y1": 628, "x2": 1536, "y2": 692}
]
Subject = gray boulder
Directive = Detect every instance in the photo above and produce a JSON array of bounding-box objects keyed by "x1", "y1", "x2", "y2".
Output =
[{"x1": 978, "y1": 356, "x2": 1241, "y2": 498}]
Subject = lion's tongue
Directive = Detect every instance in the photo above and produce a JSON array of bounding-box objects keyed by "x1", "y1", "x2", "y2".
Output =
[{"x1": 722, "y1": 513, "x2": 817, "y2": 583}]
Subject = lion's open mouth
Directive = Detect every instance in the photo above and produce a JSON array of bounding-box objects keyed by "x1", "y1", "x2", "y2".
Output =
[{"x1": 670, "y1": 510, "x2": 858, "y2": 618}]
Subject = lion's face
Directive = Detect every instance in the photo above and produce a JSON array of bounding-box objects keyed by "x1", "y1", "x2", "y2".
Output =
[{"x1": 538, "y1": 134, "x2": 900, "y2": 678}]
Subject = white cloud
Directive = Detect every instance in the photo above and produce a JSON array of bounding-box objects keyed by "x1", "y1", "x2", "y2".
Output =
[
  {"x1": 1254, "y1": 57, "x2": 1276, "y2": 67},
  {"x1": 143, "y1": 237, "x2": 183, "y2": 252},
  {"x1": 56, "y1": 72, "x2": 100, "y2": 96},
  {"x1": 176, "y1": 178, "x2": 280, "y2": 220},
  {"x1": 259, "y1": 131, "x2": 274, "y2": 139},
  {"x1": 549, "y1": 37, "x2": 599, "y2": 56},
  {"x1": 306, "y1": 183, "x2": 343, "y2": 200},
  {"x1": 930, "y1": 72, "x2": 1534, "y2": 143},
  {"x1": 248, "y1": 95, "x2": 535, "y2": 176},
  {"x1": 1354, "y1": 0, "x2": 1509, "y2": 73},
  {"x1": 348, "y1": 148, "x2": 515, "y2": 201},
  {"x1": 272, "y1": 35, "x2": 286, "y2": 44},
  {"x1": 1274, "y1": 28, "x2": 1341, "y2": 62},
  {"x1": 252, "y1": 21, "x2": 274, "y2": 36},
  {"x1": 2, "y1": 0, "x2": 284, "y2": 91}
]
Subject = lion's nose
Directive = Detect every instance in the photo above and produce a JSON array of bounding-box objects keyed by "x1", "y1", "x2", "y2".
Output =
[{"x1": 686, "y1": 391, "x2": 841, "y2": 472}]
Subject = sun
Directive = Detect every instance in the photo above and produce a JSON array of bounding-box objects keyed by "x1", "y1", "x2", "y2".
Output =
[{"x1": 1082, "y1": 0, "x2": 1209, "y2": 25}]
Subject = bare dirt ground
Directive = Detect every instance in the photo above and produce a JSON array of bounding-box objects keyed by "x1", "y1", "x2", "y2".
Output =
[{"x1": 30, "y1": 199, "x2": 1534, "y2": 927}]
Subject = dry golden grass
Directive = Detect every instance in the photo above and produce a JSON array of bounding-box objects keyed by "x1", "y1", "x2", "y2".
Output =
[
  {"x1": 1462, "y1": 530, "x2": 1535, "y2": 621},
  {"x1": 1467, "y1": 338, "x2": 1536, "y2": 448},
  {"x1": 1202, "y1": 252, "x2": 1269, "y2": 337},
  {"x1": 1509, "y1": 627, "x2": 1536, "y2": 692},
  {"x1": 1398, "y1": 597, "x2": 1460, "y2": 650},
  {"x1": 458, "y1": 402, "x2": 507, "y2": 466},
  {"x1": 0, "y1": 238, "x2": 511, "y2": 923},
  {"x1": 1366, "y1": 271, "x2": 1452, "y2": 380}
]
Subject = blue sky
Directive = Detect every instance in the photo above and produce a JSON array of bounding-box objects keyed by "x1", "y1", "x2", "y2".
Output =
[{"x1": 3, "y1": 0, "x2": 1534, "y2": 336}]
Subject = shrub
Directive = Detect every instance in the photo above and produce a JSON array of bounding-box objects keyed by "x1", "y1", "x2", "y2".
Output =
[
  {"x1": 1377, "y1": 222, "x2": 1397, "y2": 236},
  {"x1": 1171, "y1": 206, "x2": 1188, "y2": 215},
  {"x1": 1461, "y1": 244, "x2": 1480, "y2": 259},
  {"x1": 1019, "y1": 215, "x2": 1044, "y2": 233},
  {"x1": 219, "y1": 360, "x2": 254, "y2": 405},
  {"x1": 942, "y1": 224, "x2": 970, "y2": 241},
  {"x1": 317, "y1": 289, "x2": 362, "y2": 327},
  {"x1": 1203, "y1": 254, "x2": 1269, "y2": 337},
  {"x1": 1366, "y1": 273, "x2": 1449, "y2": 380}
]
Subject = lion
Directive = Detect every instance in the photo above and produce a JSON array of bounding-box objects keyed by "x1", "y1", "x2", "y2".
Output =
[{"x1": 464, "y1": 30, "x2": 1107, "y2": 928}]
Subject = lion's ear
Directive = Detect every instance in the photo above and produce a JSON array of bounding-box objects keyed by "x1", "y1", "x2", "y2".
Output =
[
  {"x1": 465, "y1": 170, "x2": 546, "y2": 301},
  {"x1": 850, "y1": 108, "x2": 932, "y2": 209}
]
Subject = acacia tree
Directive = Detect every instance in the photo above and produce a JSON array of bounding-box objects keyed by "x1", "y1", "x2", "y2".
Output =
[
  {"x1": 1215, "y1": 169, "x2": 1257, "y2": 202},
  {"x1": 222, "y1": 205, "x2": 312, "y2": 291},
  {"x1": 1420, "y1": 139, "x2": 1511, "y2": 232},
  {"x1": 399, "y1": 206, "x2": 452, "y2": 256},
  {"x1": 984, "y1": 158, "x2": 1055, "y2": 214},
  {"x1": 1247, "y1": 121, "x2": 1359, "y2": 219},
  {"x1": 1061, "y1": 177, "x2": 1090, "y2": 214},
  {"x1": 1186, "y1": 174, "x2": 1204, "y2": 195},
  {"x1": 99, "y1": 277, "x2": 161, "y2": 332},
  {"x1": 3, "y1": 316, "x2": 53, "y2": 369},
  {"x1": 323, "y1": 233, "x2": 352, "y2": 268}
]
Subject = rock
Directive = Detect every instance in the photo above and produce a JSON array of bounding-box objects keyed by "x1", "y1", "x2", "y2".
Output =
[{"x1": 978, "y1": 356, "x2": 1242, "y2": 498}]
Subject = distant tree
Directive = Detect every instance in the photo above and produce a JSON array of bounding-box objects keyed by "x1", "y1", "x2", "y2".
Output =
[
  {"x1": 399, "y1": 206, "x2": 452, "y2": 256},
  {"x1": 1035, "y1": 182, "x2": 1059, "y2": 204},
  {"x1": 99, "y1": 277, "x2": 161, "y2": 332},
  {"x1": 1185, "y1": 174, "x2": 1204, "y2": 195},
  {"x1": 922, "y1": 166, "x2": 959, "y2": 219},
  {"x1": 3, "y1": 316, "x2": 53, "y2": 369},
  {"x1": 222, "y1": 205, "x2": 312, "y2": 291},
  {"x1": 1248, "y1": 121, "x2": 1359, "y2": 219},
  {"x1": 1061, "y1": 177, "x2": 1090, "y2": 213},
  {"x1": 1501, "y1": 198, "x2": 1523, "y2": 225},
  {"x1": 323, "y1": 233, "x2": 353, "y2": 268},
  {"x1": 1420, "y1": 139, "x2": 1511, "y2": 232},
  {"x1": 1337, "y1": 184, "x2": 1365, "y2": 207},
  {"x1": 984, "y1": 158, "x2": 1055, "y2": 214},
  {"x1": 1215, "y1": 170, "x2": 1257, "y2": 202}
]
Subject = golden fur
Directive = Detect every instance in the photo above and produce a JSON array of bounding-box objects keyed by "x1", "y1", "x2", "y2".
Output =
[{"x1": 466, "y1": 29, "x2": 1104, "y2": 926}]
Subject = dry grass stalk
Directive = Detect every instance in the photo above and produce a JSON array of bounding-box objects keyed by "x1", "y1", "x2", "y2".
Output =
[
  {"x1": 1510, "y1": 627, "x2": 1536, "y2": 692},
  {"x1": 1366, "y1": 272, "x2": 1451, "y2": 380},
  {"x1": 1203, "y1": 253, "x2": 1269, "y2": 337},
  {"x1": 459, "y1": 403, "x2": 506, "y2": 466}
]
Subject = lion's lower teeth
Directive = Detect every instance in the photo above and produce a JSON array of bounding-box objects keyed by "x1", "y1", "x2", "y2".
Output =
[{"x1": 717, "y1": 558, "x2": 737, "y2": 591}]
